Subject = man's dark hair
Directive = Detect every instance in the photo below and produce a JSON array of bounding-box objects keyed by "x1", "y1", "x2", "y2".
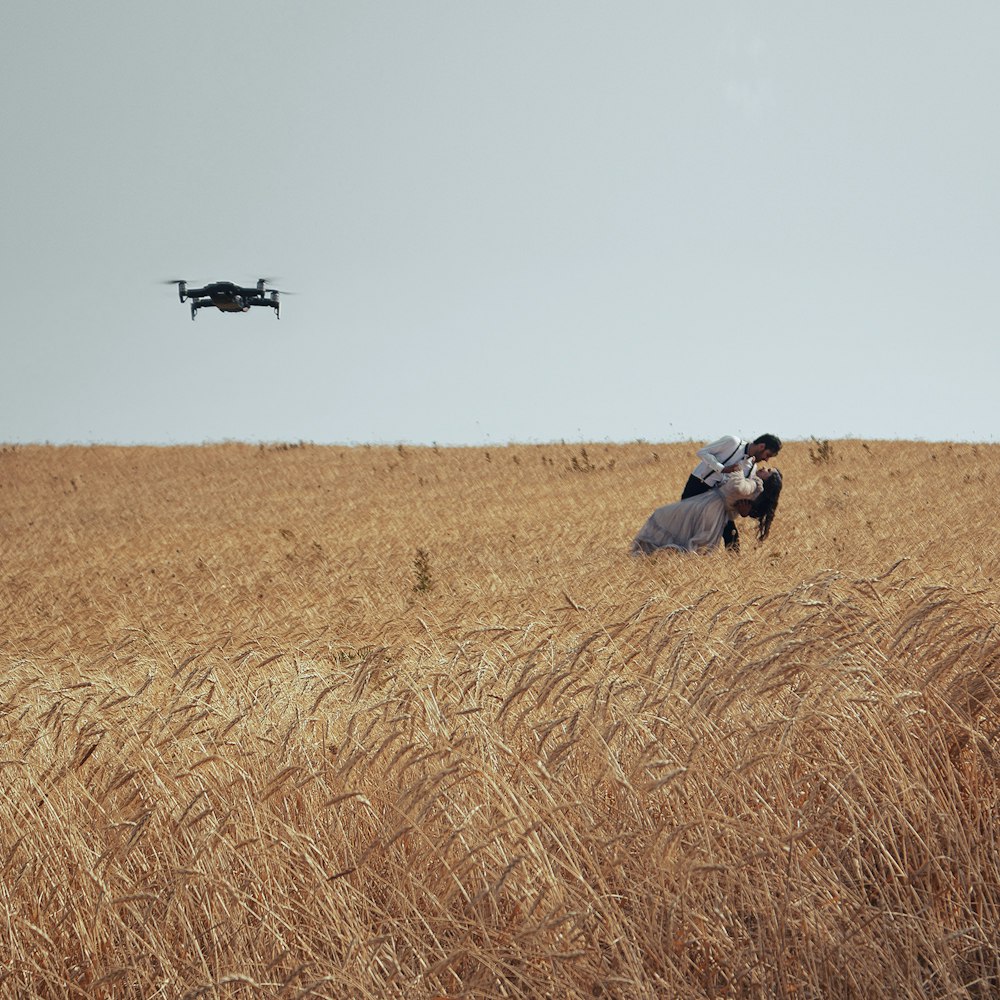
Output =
[{"x1": 753, "y1": 433, "x2": 782, "y2": 454}]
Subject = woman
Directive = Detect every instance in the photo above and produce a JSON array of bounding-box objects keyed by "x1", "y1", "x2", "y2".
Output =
[{"x1": 631, "y1": 469, "x2": 782, "y2": 555}]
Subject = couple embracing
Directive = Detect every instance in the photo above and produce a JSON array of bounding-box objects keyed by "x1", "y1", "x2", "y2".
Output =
[{"x1": 632, "y1": 433, "x2": 783, "y2": 556}]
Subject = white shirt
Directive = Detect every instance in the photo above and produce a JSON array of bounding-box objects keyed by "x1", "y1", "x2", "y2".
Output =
[{"x1": 690, "y1": 435, "x2": 755, "y2": 487}]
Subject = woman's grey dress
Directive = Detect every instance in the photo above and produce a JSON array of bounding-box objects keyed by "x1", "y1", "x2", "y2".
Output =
[{"x1": 631, "y1": 473, "x2": 763, "y2": 555}]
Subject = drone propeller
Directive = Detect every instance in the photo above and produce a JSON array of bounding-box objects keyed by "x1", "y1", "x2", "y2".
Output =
[
  {"x1": 162, "y1": 279, "x2": 188, "y2": 302},
  {"x1": 257, "y1": 282, "x2": 296, "y2": 296},
  {"x1": 256, "y1": 277, "x2": 299, "y2": 292}
]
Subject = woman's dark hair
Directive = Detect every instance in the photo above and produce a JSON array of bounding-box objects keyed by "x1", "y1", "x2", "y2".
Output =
[
  {"x1": 753, "y1": 433, "x2": 782, "y2": 454},
  {"x1": 749, "y1": 469, "x2": 782, "y2": 542}
]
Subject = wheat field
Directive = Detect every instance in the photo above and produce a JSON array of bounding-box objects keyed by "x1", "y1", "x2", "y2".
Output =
[{"x1": 1, "y1": 439, "x2": 997, "y2": 998}]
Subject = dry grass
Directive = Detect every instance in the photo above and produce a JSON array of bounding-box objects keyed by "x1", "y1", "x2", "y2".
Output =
[{"x1": 1, "y1": 439, "x2": 998, "y2": 998}]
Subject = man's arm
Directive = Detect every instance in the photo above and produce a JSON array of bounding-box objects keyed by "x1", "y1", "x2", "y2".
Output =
[{"x1": 696, "y1": 435, "x2": 742, "y2": 475}]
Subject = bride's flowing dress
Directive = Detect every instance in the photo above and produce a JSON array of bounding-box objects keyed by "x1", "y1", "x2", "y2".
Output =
[{"x1": 631, "y1": 473, "x2": 762, "y2": 554}]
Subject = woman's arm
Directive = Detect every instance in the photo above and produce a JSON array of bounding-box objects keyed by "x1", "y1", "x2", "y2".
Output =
[{"x1": 719, "y1": 471, "x2": 763, "y2": 501}]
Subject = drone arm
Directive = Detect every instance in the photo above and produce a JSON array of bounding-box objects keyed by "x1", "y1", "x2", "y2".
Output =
[{"x1": 245, "y1": 295, "x2": 281, "y2": 318}]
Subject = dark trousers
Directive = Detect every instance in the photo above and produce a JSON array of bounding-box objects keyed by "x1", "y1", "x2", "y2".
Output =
[{"x1": 681, "y1": 475, "x2": 740, "y2": 551}]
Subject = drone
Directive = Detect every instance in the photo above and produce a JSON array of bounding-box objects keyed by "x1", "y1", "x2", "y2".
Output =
[{"x1": 166, "y1": 278, "x2": 285, "y2": 320}]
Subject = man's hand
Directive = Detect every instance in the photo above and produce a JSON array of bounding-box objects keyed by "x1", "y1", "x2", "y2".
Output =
[{"x1": 721, "y1": 464, "x2": 740, "y2": 473}]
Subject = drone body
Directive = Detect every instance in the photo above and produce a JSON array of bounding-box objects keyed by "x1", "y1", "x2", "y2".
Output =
[{"x1": 170, "y1": 279, "x2": 282, "y2": 320}]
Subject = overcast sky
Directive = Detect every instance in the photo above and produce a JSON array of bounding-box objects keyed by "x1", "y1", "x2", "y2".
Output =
[{"x1": 2, "y1": 2, "x2": 997, "y2": 446}]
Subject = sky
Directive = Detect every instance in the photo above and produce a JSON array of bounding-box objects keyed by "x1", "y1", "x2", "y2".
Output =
[{"x1": 2, "y1": 2, "x2": 998, "y2": 446}]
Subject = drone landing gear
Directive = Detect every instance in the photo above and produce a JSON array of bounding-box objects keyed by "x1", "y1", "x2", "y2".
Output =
[{"x1": 191, "y1": 301, "x2": 198, "y2": 320}]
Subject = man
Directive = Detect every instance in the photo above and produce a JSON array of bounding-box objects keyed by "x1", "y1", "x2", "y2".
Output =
[{"x1": 681, "y1": 433, "x2": 782, "y2": 551}]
